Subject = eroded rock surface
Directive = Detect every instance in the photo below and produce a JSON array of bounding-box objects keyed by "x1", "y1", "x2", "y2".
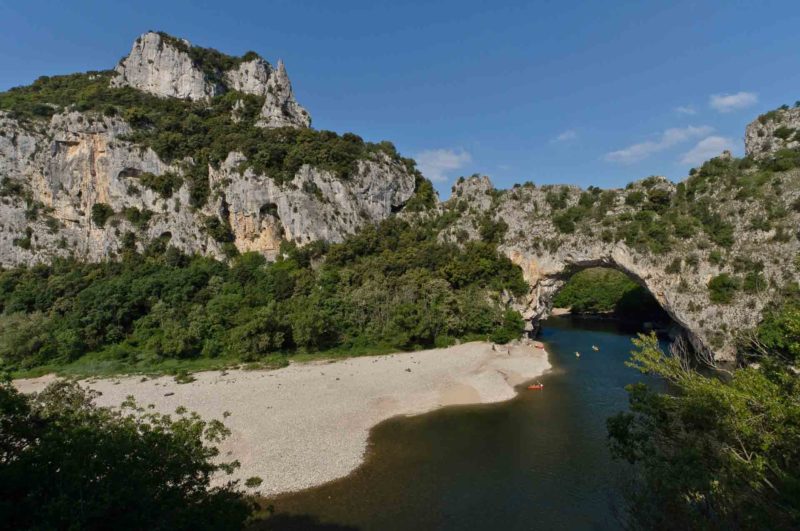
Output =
[
  {"x1": 0, "y1": 111, "x2": 414, "y2": 265},
  {"x1": 445, "y1": 173, "x2": 800, "y2": 362},
  {"x1": 745, "y1": 107, "x2": 800, "y2": 159},
  {"x1": 112, "y1": 32, "x2": 310, "y2": 127}
]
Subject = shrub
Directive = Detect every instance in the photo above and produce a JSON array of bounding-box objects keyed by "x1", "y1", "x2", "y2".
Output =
[
  {"x1": 708, "y1": 273, "x2": 739, "y2": 304},
  {"x1": 553, "y1": 206, "x2": 585, "y2": 234},
  {"x1": 123, "y1": 207, "x2": 153, "y2": 231},
  {"x1": 742, "y1": 272, "x2": 767, "y2": 293},
  {"x1": 625, "y1": 190, "x2": 645, "y2": 206},
  {"x1": 90, "y1": 203, "x2": 114, "y2": 227},
  {"x1": 204, "y1": 216, "x2": 234, "y2": 243},
  {"x1": 244, "y1": 476, "x2": 263, "y2": 488},
  {"x1": 477, "y1": 214, "x2": 508, "y2": 243},
  {"x1": 489, "y1": 309, "x2": 525, "y2": 344},
  {"x1": 0, "y1": 380, "x2": 252, "y2": 530},
  {"x1": 137, "y1": 171, "x2": 183, "y2": 198},
  {"x1": 773, "y1": 126, "x2": 795, "y2": 140},
  {"x1": 665, "y1": 258, "x2": 682, "y2": 274},
  {"x1": 545, "y1": 188, "x2": 569, "y2": 210}
]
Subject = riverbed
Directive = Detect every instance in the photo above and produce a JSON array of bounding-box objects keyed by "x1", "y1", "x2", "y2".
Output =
[
  {"x1": 14, "y1": 340, "x2": 549, "y2": 495},
  {"x1": 260, "y1": 317, "x2": 665, "y2": 530}
]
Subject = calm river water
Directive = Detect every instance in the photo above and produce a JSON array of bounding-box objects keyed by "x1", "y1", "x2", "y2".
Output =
[{"x1": 263, "y1": 317, "x2": 665, "y2": 531}]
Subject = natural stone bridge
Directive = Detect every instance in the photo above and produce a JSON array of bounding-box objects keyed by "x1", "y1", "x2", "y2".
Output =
[{"x1": 445, "y1": 174, "x2": 798, "y2": 362}]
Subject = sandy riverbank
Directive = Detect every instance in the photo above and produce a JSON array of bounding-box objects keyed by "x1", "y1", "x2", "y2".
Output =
[{"x1": 15, "y1": 341, "x2": 549, "y2": 496}]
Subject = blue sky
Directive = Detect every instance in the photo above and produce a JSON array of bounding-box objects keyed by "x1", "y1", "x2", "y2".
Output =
[{"x1": 2, "y1": 1, "x2": 799, "y2": 196}]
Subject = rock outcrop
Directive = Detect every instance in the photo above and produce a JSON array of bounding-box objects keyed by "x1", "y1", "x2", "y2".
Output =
[
  {"x1": 0, "y1": 110, "x2": 414, "y2": 265},
  {"x1": 445, "y1": 170, "x2": 800, "y2": 362},
  {"x1": 745, "y1": 106, "x2": 800, "y2": 159},
  {"x1": 112, "y1": 32, "x2": 310, "y2": 127},
  {"x1": 258, "y1": 60, "x2": 311, "y2": 128},
  {"x1": 111, "y1": 32, "x2": 221, "y2": 100}
]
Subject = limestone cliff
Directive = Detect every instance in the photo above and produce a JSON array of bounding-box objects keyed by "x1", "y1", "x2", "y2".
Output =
[
  {"x1": 745, "y1": 106, "x2": 800, "y2": 159},
  {"x1": 444, "y1": 165, "x2": 800, "y2": 362},
  {"x1": 111, "y1": 32, "x2": 220, "y2": 100},
  {"x1": 2, "y1": 32, "x2": 799, "y2": 365},
  {"x1": 0, "y1": 111, "x2": 414, "y2": 265},
  {"x1": 112, "y1": 31, "x2": 310, "y2": 128},
  {"x1": 0, "y1": 31, "x2": 415, "y2": 266}
]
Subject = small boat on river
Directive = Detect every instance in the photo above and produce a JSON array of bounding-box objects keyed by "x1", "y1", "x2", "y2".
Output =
[
  {"x1": 527, "y1": 383, "x2": 544, "y2": 390},
  {"x1": 575, "y1": 351, "x2": 581, "y2": 357},
  {"x1": 534, "y1": 342, "x2": 545, "y2": 349},
  {"x1": 591, "y1": 345, "x2": 599, "y2": 351}
]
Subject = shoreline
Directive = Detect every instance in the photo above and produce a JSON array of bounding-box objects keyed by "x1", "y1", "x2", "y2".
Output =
[{"x1": 14, "y1": 341, "x2": 550, "y2": 496}]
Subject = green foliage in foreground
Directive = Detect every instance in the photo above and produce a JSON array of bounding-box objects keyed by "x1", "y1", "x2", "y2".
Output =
[
  {"x1": 756, "y1": 298, "x2": 800, "y2": 366},
  {"x1": 608, "y1": 333, "x2": 800, "y2": 530},
  {"x1": 552, "y1": 267, "x2": 667, "y2": 320},
  {"x1": 0, "y1": 218, "x2": 527, "y2": 375},
  {"x1": 0, "y1": 379, "x2": 252, "y2": 530}
]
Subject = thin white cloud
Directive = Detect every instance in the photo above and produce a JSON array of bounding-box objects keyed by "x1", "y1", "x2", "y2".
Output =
[
  {"x1": 554, "y1": 129, "x2": 578, "y2": 142},
  {"x1": 675, "y1": 105, "x2": 697, "y2": 115},
  {"x1": 604, "y1": 125, "x2": 713, "y2": 165},
  {"x1": 415, "y1": 148, "x2": 472, "y2": 182},
  {"x1": 680, "y1": 136, "x2": 735, "y2": 165},
  {"x1": 709, "y1": 92, "x2": 758, "y2": 113}
]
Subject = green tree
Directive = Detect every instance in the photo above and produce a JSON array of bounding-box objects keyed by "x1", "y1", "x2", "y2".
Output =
[
  {"x1": 0, "y1": 379, "x2": 252, "y2": 530},
  {"x1": 607, "y1": 333, "x2": 800, "y2": 530}
]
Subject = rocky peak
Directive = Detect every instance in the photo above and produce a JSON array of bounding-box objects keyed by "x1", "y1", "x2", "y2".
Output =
[
  {"x1": 224, "y1": 57, "x2": 272, "y2": 96},
  {"x1": 258, "y1": 60, "x2": 311, "y2": 128},
  {"x1": 111, "y1": 32, "x2": 220, "y2": 100},
  {"x1": 111, "y1": 32, "x2": 311, "y2": 128},
  {"x1": 745, "y1": 106, "x2": 800, "y2": 159}
]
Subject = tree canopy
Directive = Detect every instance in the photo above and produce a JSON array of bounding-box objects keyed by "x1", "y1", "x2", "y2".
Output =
[
  {"x1": 0, "y1": 217, "x2": 528, "y2": 375},
  {"x1": 0, "y1": 379, "x2": 252, "y2": 530}
]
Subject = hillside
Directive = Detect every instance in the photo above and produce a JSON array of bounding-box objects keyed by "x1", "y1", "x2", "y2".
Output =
[
  {"x1": 0, "y1": 31, "x2": 429, "y2": 266},
  {"x1": 1, "y1": 31, "x2": 799, "y2": 367},
  {"x1": 441, "y1": 139, "x2": 800, "y2": 360}
]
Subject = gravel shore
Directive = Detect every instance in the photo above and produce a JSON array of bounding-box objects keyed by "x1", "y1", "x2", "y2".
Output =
[{"x1": 15, "y1": 341, "x2": 550, "y2": 496}]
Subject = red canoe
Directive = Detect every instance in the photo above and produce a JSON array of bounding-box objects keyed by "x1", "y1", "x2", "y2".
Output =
[{"x1": 527, "y1": 384, "x2": 544, "y2": 390}]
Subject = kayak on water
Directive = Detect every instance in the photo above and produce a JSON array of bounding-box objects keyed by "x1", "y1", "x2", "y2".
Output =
[{"x1": 527, "y1": 383, "x2": 544, "y2": 390}]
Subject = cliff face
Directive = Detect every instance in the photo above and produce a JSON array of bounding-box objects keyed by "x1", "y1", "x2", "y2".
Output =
[
  {"x1": 0, "y1": 110, "x2": 414, "y2": 265},
  {"x1": 445, "y1": 168, "x2": 800, "y2": 362},
  {"x1": 745, "y1": 106, "x2": 800, "y2": 159},
  {"x1": 111, "y1": 32, "x2": 310, "y2": 128},
  {"x1": 0, "y1": 32, "x2": 414, "y2": 266},
  {"x1": 111, "y1": 32, "x2": 219, "y2": 101}
]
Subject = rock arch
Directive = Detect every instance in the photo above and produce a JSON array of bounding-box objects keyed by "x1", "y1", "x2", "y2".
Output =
[
  {"x1": 509, "y1": 247, "x2": 698, "y2": 351},
  {"x1": 445, "y1": 174, "x2": 790, "y2": 363}
]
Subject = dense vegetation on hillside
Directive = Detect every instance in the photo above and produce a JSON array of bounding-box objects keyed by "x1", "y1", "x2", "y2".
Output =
[
  {"x1": 0, "y1": 71, "x2": 428, "y2": 209},
  {"x1": 609, "y1": 296, "x2": 800, "y2": 530},
  {"x1": 0, "y1": 217, "x2": 526, "y2": 375},
  {"x1": 0, "y1": 378, "x2": 252, "y2": 530},
  {"x1": 498, "y1": 150, "x2": 800, "y2": 263},
  {"x1": 552, "y1": 267, "x2": 668, "y2": 321}
]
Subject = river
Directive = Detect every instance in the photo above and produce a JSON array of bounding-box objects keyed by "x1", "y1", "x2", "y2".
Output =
[{"x1": 261, "y1": 316, "x2": 666, "y2": 530}]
